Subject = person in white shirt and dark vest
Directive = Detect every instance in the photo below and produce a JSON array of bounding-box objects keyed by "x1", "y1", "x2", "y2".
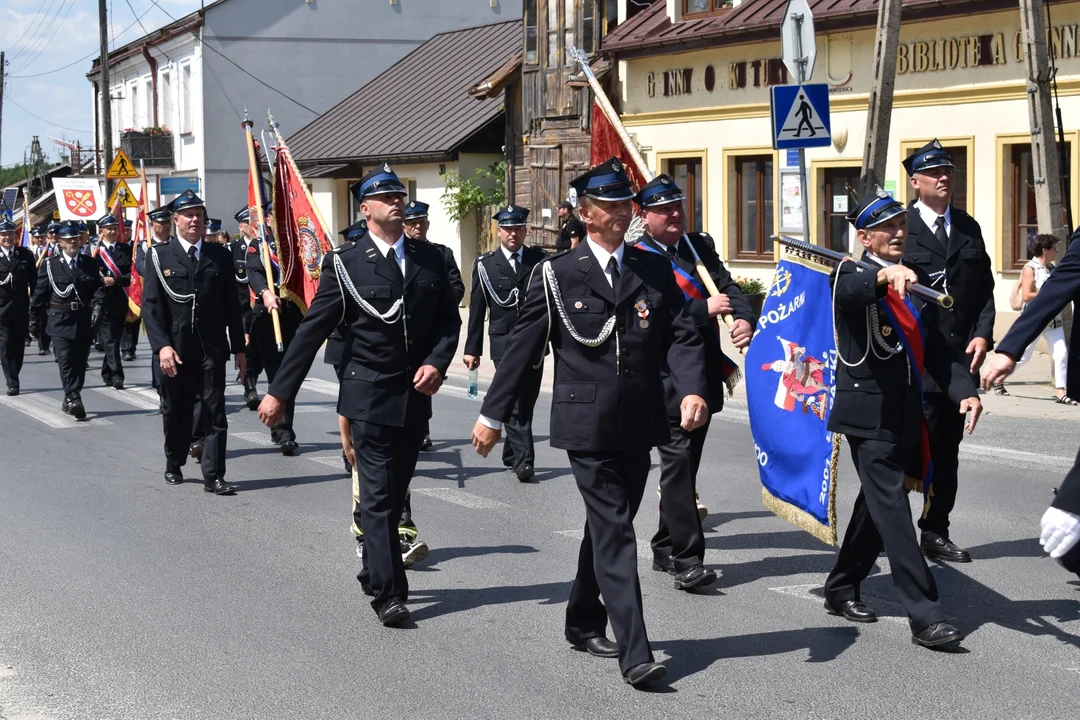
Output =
[
  {"x1": 140, "y1": 190, "x2": 247, "y2": 495},
  {"x1": 471, "y1": 158, "x2": 709, "y2": 688},
  {"x1": 93, "y1": 214, "x2": 133, "y2": 390},
  {"x1": 901, "y1": 140, "x2": 996, "y2": 564},
  {"x1": 463, "y1": 205, "x2": 547, "y2": 482},
  {"x1": 30, "y1": 221, "x2": 105, "y2": 419},
  {"x1": 824, "y1": 186, "x2": 982, "y2": 650},
  {"x1": 0, "y1": 220, "x2": 37, "y2": 394}
]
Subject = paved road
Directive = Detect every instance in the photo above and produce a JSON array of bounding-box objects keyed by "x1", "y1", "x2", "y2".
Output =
[{"x1": 0, "y1": 348, "x2": 1077, "y2": 719}]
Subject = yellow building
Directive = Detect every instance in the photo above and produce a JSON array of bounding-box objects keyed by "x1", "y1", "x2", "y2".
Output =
[{"x1": 604, "y1": 0, "x2": 1080, "y2": 321}]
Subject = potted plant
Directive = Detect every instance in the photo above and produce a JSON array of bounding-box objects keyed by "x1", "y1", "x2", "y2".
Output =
[{"x1": 734, "y1": 276, "x2": 767, "y2": 324}]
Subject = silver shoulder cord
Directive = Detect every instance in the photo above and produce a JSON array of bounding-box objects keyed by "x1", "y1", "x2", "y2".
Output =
[
  {"x1": 477, "y1": 260, "x2": 519, "y2": 308},
  {"x1": 333, "y1": 252, "x2": 409, "y2": 349},
  {"x1": 150, "y1": 246, "x2": 197, "y2": 323},
  {"x1": 541, "y1": 262, "x2": 621, "y2": 373},
  {"x1": 46, "y1": 258, "x2": 75, "y2": 298},
  {"x1": 831, "y1": 258, "x2": 911, "y2": 382}
]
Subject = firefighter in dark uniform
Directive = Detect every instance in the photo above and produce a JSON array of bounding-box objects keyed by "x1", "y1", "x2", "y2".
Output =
[
  {"x1": 136, "y1": 206, "x2": 176, "y2": 410},
  {"x1": 140, "y1": 190, "x2": 246, "y2": 494},
  {"x1": 27, "y1": 224, "x2": 51, "y2": 354},
  {"x1": 901, "y1": 140, "x2": 996, "y2": 564},
  {"x1": 402, "y1": 200, "x2": 464, "y2": 451},
  {"x1": 326, "y1": 220, "x2": 368, "y2": 474},
  {"x1": 824, "y1": 186, "x2": 982, "y2": 649},
  {"x1": 0, "y1": 219, "x2": 36, "y2": 394},
  {"x1": 245, "y1": 211, "x2": 302, "y2": 456},
  {"x1": 258, "y1": 164, "x2": 461, "y2": 626},
  {"x1": 93, "y1": 214, "x2": 132, "y2": 390},
  {"x1": 231, "y1": 207, "x2": 263, "y2": 410},
  {"x1": 33, "y1": 222, "x2": 62, "y2": 356},
  {"x1": 31, "y1": 221, "x2": 105, "y2": 419},
  {"x1": 631, "y1": 174, "x2": 753, "y2": 591},
  {"x1": 463, "y1": 205, "x2": 546, "y2": 481},
  {"x1": 471, "y1": 158, "x2": 709, "y2": 688}
]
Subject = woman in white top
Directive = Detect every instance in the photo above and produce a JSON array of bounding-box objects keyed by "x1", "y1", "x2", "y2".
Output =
[{"x1": 1011, "y1": 234, "x2": 1074, "y2": 404}]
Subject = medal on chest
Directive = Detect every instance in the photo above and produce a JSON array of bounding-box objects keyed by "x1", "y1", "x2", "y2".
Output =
[{"x1": 634, "y1": 299, "x2": 650, "y2": 329}]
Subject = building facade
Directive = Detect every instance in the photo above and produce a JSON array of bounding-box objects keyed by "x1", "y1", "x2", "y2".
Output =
[
  {"x1": 604, "y1": 0, "x2": 1080, "y2": 322},
  {"x1": 87, "y1": 0, "x2": 520, "y2": 222}
]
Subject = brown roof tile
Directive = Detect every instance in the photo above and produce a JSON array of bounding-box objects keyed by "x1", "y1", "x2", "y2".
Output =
[{"x1": 288, "y1": 21, "x2": 520, "y2": 165}]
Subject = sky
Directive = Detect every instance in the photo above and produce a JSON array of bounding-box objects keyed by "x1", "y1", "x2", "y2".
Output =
[{"x1": 1, "y1": 0, "x2": 205, "y2": 167}]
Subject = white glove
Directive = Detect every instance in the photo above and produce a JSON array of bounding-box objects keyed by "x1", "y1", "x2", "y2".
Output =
[{"x1": 1040, "y1": 507, "x2": 1080, "y2": 558}]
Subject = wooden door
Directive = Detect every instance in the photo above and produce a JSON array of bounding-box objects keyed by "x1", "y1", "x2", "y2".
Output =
[
  {"x1": 530, "y1": 144, "x2": 562, "y2": 248},
  {"x1": 821, "y1": 167, "x2": 860, "y2": 254}
]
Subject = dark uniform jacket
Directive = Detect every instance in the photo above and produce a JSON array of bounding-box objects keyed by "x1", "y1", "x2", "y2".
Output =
[
  {"x1": 637, "y1": 231, "x2": 752, "y2": 415},
  {"x1": 140, "y1": 239, "x2": 245, "y2": 363},
  {"x1": 134, "y1": 236, "x2": 172, "y2": 277},
  {"x1": 465, "y1": 245, "x2": 547, "y2": 363},
  {"x1": 94, "y1": 241, "x2": 133, "y2": 319},
  {"x1": 268, "y1": 234, "x2": 462, "y2": 426},
  {"x1": 556, "y1": 215, "x2": 586, "y2": 253},
  {"x1": 902, "y1": 204, "x2": 995, "y2": 393},
  {"x1": 827, "y1": 258, "x2": 978, "y2": 445},
  {"x1": 230, "y1": 237, "x2": 255, "y2": 319},
  {"x1": 428, "y1": 241, "x2": 465, "y2": 304},
  {"x1": 0, "y1": 247, "x2": 38, "y2": 323},
  {"x1": 480, "y1": 241, "x2": 708, "y2": 453},
  {"x1": 31, "y1": 253, "x2": 104, "y2": 340},
  {"x1": 245, "y1": 237, "x2": 282, "y2": 317}
]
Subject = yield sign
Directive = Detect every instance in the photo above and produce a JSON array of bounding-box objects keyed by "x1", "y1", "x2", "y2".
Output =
[{"x1": 106, "y1": 149, "x2": 139, "y2": 179}]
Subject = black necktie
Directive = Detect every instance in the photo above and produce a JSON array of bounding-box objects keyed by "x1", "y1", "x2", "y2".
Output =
[
  {"x1": 607, "y1": 256, "x2": 621, "y2": 297},
  {"x1": 665, "y1": 243, "x2": 679, "y2": 264},
  {"x1": 513, "y1": 251, "x2": 524, "y2": 280},
  {"x1": 188, "y1": 245, "x2": 199, "y2": 265},
  {"x1": 386, "y1": 246, "x2": 403, "y2": 284},
  {"x1": 934, "y1": 216, "x2": 949, "y2": 253}
]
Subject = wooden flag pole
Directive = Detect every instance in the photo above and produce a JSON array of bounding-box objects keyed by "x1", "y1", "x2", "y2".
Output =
[
  {"x1": 242, "y1": 115, "x2": 283, "y2": 351},
  {"x1": 267, "y1": 111, "x2": 332, "y2": 245}
]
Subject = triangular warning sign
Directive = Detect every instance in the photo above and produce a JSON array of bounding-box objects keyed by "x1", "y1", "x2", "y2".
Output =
[
  {"x1": 776, "y1": 88, "x2": 829, "y2": 143},
  {"x1": 106, "y1": 150, "x2": 139, "y2": 179},
  {"x1": 108, "y1": 180, "x2": 140, "y2": 209}
]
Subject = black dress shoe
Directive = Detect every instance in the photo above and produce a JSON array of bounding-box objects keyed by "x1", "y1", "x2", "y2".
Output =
[
  {"x1": 921, "y1": 532, "x2": 972, "y2": 563},
  {"x1": 204, "y1": 480, "x2": 237, "y2": 495},
  {"x1": 244, "y1": 388, "x2": 260, "y2": 411},
  {"x1": 95, "y1": 343, "x2": 105, "y2": 352},
  {"x1": 623, "y1": 662, "x2": 666, "y2": 688},
  {"x1": 569, "y1": 636, "x2": 619, "y2": 658},
  {"x1": 652, "y1": 555, "x2": 676, "y2": 575},
  {"x1": 824, "y1": 598, "x2": 878, "y2": 623},
  {"x1": 189, "y1": 442, "x2": 204, "y2": 462},
  {"x1": 280, "y1": 440, "x2": 298, "y2": 456},
  {"x1": 112, "y1": 379, "x2": 124, "y2": 390},
  {"x1": 674, "y1": 565, "x2": 718, "y2": 591},
  {"x1": 515, "y1": 464, "x2": 535, "y2": 482},
  {"x1": 419, "y1": 435, "x2": 433, "y2": 452},
  {"x1": 69, "y1": 399, "x2": 86, "y2": 420},
  {"x1": 38, "y1": 349, "x2": 49, "y2": 356},
  {"x1": 377, "y1": 598, "x2": 410, "y2": 626},
  {"x1": 61, "y1": 398, "x2": 73, "y2": 415},
  {"x1": 122, "y1": 353, "x2": 136, "y2": 361},
  {"x1": 912, "y1": 621, "x2": 964, "y2": 648},
  {"x1": 164, "y1": 469, "x2": 184, "y2": 485},
  {"x1": 6, "y1": 386, "x2": 18, "y2": 396}
]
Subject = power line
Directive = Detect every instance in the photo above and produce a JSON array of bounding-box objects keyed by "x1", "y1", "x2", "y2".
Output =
[
  {"x1": 11, "y1": 0, "x2": 79, "y2": 75},
  {"x1": 5, "y1": 0, "x2": 58, "y2": 64},
  {"x1": 124, "y1": 0, "x2": 152, "y2": 38},
  {"x1": 6, "y1": 94, "x2": 92, "y2": 134}
]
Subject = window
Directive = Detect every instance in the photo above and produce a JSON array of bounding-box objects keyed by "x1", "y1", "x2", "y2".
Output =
[
  {"x1": 1008, "y1": 143, "x2": 1071, "y2": 268},
  {"x1": 525, "y1": 0, "x2": 538, "y2": 64},
  {"x1": 144, "y1": 78, "x2": 153, "y2": 127},
  {"x1": 665, "y1": 157, "x2": 704, "y2": 233},
  {"x1": 582, "y1": 0, "x2": 595, "y2": 53},
  {"x1": 906, "y1": 144, "x2": 968, "y2": 213},
  {"x1": 161, "y1": 70, "x2": 173, "y2": 130},
  {"x1": 821, "y1": 167, "x2": 860, "y2": 254},
  {"x1": 735, "y1": 155, "x2": 774, "y2": 259},
  {"x1": 563, "y1": 0, "x2": 575, "y2": 65},
  {"x1": 547, "y1": 1, "x2": 559, "y2": 67},
  {"x1": 684, "y1": 0, "x2": 738, "y2": 18},
  {"x1": 130, "y1": 82, "x2": 140, "y2": 127},
  {"x1": 180, "y1": 64, "x2": 193, "y2": 134}
]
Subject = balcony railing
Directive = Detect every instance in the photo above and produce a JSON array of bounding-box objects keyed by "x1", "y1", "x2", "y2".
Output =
[{"x1": 120, "y1": 131, "x2": 175, "y2": 168}]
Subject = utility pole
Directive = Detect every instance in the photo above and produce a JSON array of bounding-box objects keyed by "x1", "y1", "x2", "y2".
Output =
[
  {"x1": 99, "y1": 0, "x2": 113, "y2": 195},
  {"x1": 1019, "y1": 0, "x2": 1067, "y2": 242},
  {"x1": 859, "y1": 0, "x2": 903, "y2": 198},
  {"x1": 1, "y1": 51, "x2": 6, "y2": 169}
]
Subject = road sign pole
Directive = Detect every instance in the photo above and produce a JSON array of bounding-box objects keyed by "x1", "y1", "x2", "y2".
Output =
[{"x1": 792, "y1": 13, "x2": 813, "y2": 243}]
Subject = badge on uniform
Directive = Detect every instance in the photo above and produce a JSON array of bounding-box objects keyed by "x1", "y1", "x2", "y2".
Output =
[
  {"x1": 634, "y1": 298, "x2": 649, "y2": 328},
  {"x1": 164, "y1": 269, "x2": 172, "y2": 277},
  {"x1": 248, "y1": 246, "x2": 257, "y2": 255}
]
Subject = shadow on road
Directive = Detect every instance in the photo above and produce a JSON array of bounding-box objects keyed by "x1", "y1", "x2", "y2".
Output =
[
  {"x1": 232, "y1": 471, "x2": 346, "y2": 492},
  {"x1": 717, "y1": 552, "x2": 841, "y2": 590},
  {"x1": 407, "y1": 580, "x2": 572, "y2": 622},
  {"x1": 228, "y1": 441, "x2": 343, "y2": 459},
  {"x1": 706, "y1": 530, "x2": 832, "y2": 553},
  {"x1": 411, "y1": 544, "x2": 540, "y2": 571},
  {"x1": 966, "y1": 537, "x2": 1045, "y2": 561},
  {"x1": 701, "y1": 510, "x2": 774, "y2": 532}
]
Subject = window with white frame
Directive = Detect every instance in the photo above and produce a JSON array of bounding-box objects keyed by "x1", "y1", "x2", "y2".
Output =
[
  {"x1": 130, "y1": 82, "x2": 140, "y2": 128},
  {"x1": 161, "y1": 70, "x2": 173, "y2": 130},
  {"x1": 144, "y1": 78, "x2": 153, "y2": 127},
  {"x1": 180, "y1": 64, "x2": 193, "y2": 134}
]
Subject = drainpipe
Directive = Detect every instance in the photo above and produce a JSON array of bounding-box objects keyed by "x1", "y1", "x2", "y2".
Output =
[{"x1": 142, "y1": 45, "x2": 159, "y2": 127}]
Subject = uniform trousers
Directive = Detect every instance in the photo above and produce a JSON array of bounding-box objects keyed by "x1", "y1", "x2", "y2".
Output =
[
  {"x1": 352, "y1": 418, "x2": 426, "y2": 611},
  {"x1": 35, "y1": 318, "x2": 51, "y2": 353},
  {"x1": 824, "y1": 436, "x2": 946, "y2": 632},
  {"x1": 651, "y1": 415, "x2": 711, "y2": 570},
  {"x1": 252, "y1": 303, "x2": 300, "y2": 443},
  {"x1": 497, "y1": 360, "x2": 542, "y2": 472},
  {"x1": 0, "y1": 321, "x2": 28, "y2": 389},
  {"x1": 53, "y1": 333, "x2": 91, "y2": 398},
  {"x1": 99, "y1": 314, "x2": 126, "y2": 383},
  {"x1": 242, "y1": 302, "x2": 263, "y2": 384},
  {"x1": 565, "y1": 448, "x2": 654, "y2": 674},
  {"x1": 160, "y1": 339, "x2": 228, "y2": 483},
  {"x1": 121, "y1": 319, "x2": 140, "y2": 356},
  {"x1": 918, "y1": 392, "x2": 966, "y2": 538}
]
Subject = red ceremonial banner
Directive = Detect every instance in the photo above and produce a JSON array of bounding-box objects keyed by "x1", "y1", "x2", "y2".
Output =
[
  {"x1": 272, "y1": 143, "x2": 332, "y2": 313},
  {"x1": 588, "y1": 100, "x2": 647, "y2": 192}
]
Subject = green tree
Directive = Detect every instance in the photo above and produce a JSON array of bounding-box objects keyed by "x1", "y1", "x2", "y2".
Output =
[{"x1": 441, "y1": 162, "x2": 506, "y2": 222}]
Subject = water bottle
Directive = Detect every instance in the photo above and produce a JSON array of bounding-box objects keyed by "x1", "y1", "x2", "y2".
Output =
[{"x1": 467, "y1": 368, "x2": 479, "y2": 399}]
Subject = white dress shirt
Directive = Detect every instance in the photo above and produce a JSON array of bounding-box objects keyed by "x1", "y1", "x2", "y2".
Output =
[
  {"x1": 368, "y1": 231, "x2": 406, "y2": 275},
  {"x1": 176, "y1": 237, "x2": 204, "y2": 261},
  {"x1": 914, "y1": 200, "x2": 952, "y2": 240},
  {"x1": 501, "y1": 244, "x2": 521, "y2": 270}
]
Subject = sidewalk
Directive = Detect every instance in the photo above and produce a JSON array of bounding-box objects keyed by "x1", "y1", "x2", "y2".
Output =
[{"x1": 452, "y1": 308, "x2": 1080, "y2": 422}]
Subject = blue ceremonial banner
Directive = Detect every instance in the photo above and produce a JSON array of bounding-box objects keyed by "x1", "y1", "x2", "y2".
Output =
[{"x1": 745, "y1": 254, "x2": 840, "y2": 545}]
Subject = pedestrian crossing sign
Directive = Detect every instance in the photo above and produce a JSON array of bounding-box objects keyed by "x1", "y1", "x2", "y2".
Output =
[{"x1": 771, "y1": 83, "x2": 832, "y2": 150}]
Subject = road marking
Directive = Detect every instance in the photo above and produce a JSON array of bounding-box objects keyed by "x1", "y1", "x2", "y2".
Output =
[
  {"x1": 555, "y1": 529, "x2": 652, "y2": 556},
  {"x1": 293, "y1": 405, "x2": 330, "y2": 413},
  {"x1": 411, "y1": 487, "x2": 509, "y2": 509},
  {"x1": 230, "y1": 431, "x2": 276, "y2": 446},
  {"x1": 307, "y1": 455, "x2": 345, "y2": 469},
  {"x1": 438, "y1": 384, "x2": 483, "y2": 401},
  {"x1": 959, "y1": 443, "x2": 1073, "y2": 472},
  {"x1": 769, "y1": 583, "x2": 907, "y2": 624},
  {"x1": 302, "y1": 378, "x2": 339, "y2": 397},
  {"x1": 0, "y1": 394, "x2": 112, "y2": 428},
  {"x1": 89, "y1": 386, "x2": 159, "y2": 411}
]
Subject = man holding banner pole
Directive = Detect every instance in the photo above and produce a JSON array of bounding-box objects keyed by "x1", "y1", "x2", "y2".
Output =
[
  {"x1": 823, "y1": 187, "x2": 981, "y2": 650},
  {"x1": 631, "y1": 174, "x2": 752, "y2": 591},
  {"x1": 93, "y1": 214, "x2": 132, "y2": 390}
]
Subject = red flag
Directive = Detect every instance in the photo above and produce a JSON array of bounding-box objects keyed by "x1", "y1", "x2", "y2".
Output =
[
  {"x1": 589, "y1": 100, "x2": 647, "y2": 192},
  {"x1": 125, "y1": 166, "x2": 150, "y2": 317},
  {"x1": 272, "y1": 143, "x2": 332, "y2": 313}
]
